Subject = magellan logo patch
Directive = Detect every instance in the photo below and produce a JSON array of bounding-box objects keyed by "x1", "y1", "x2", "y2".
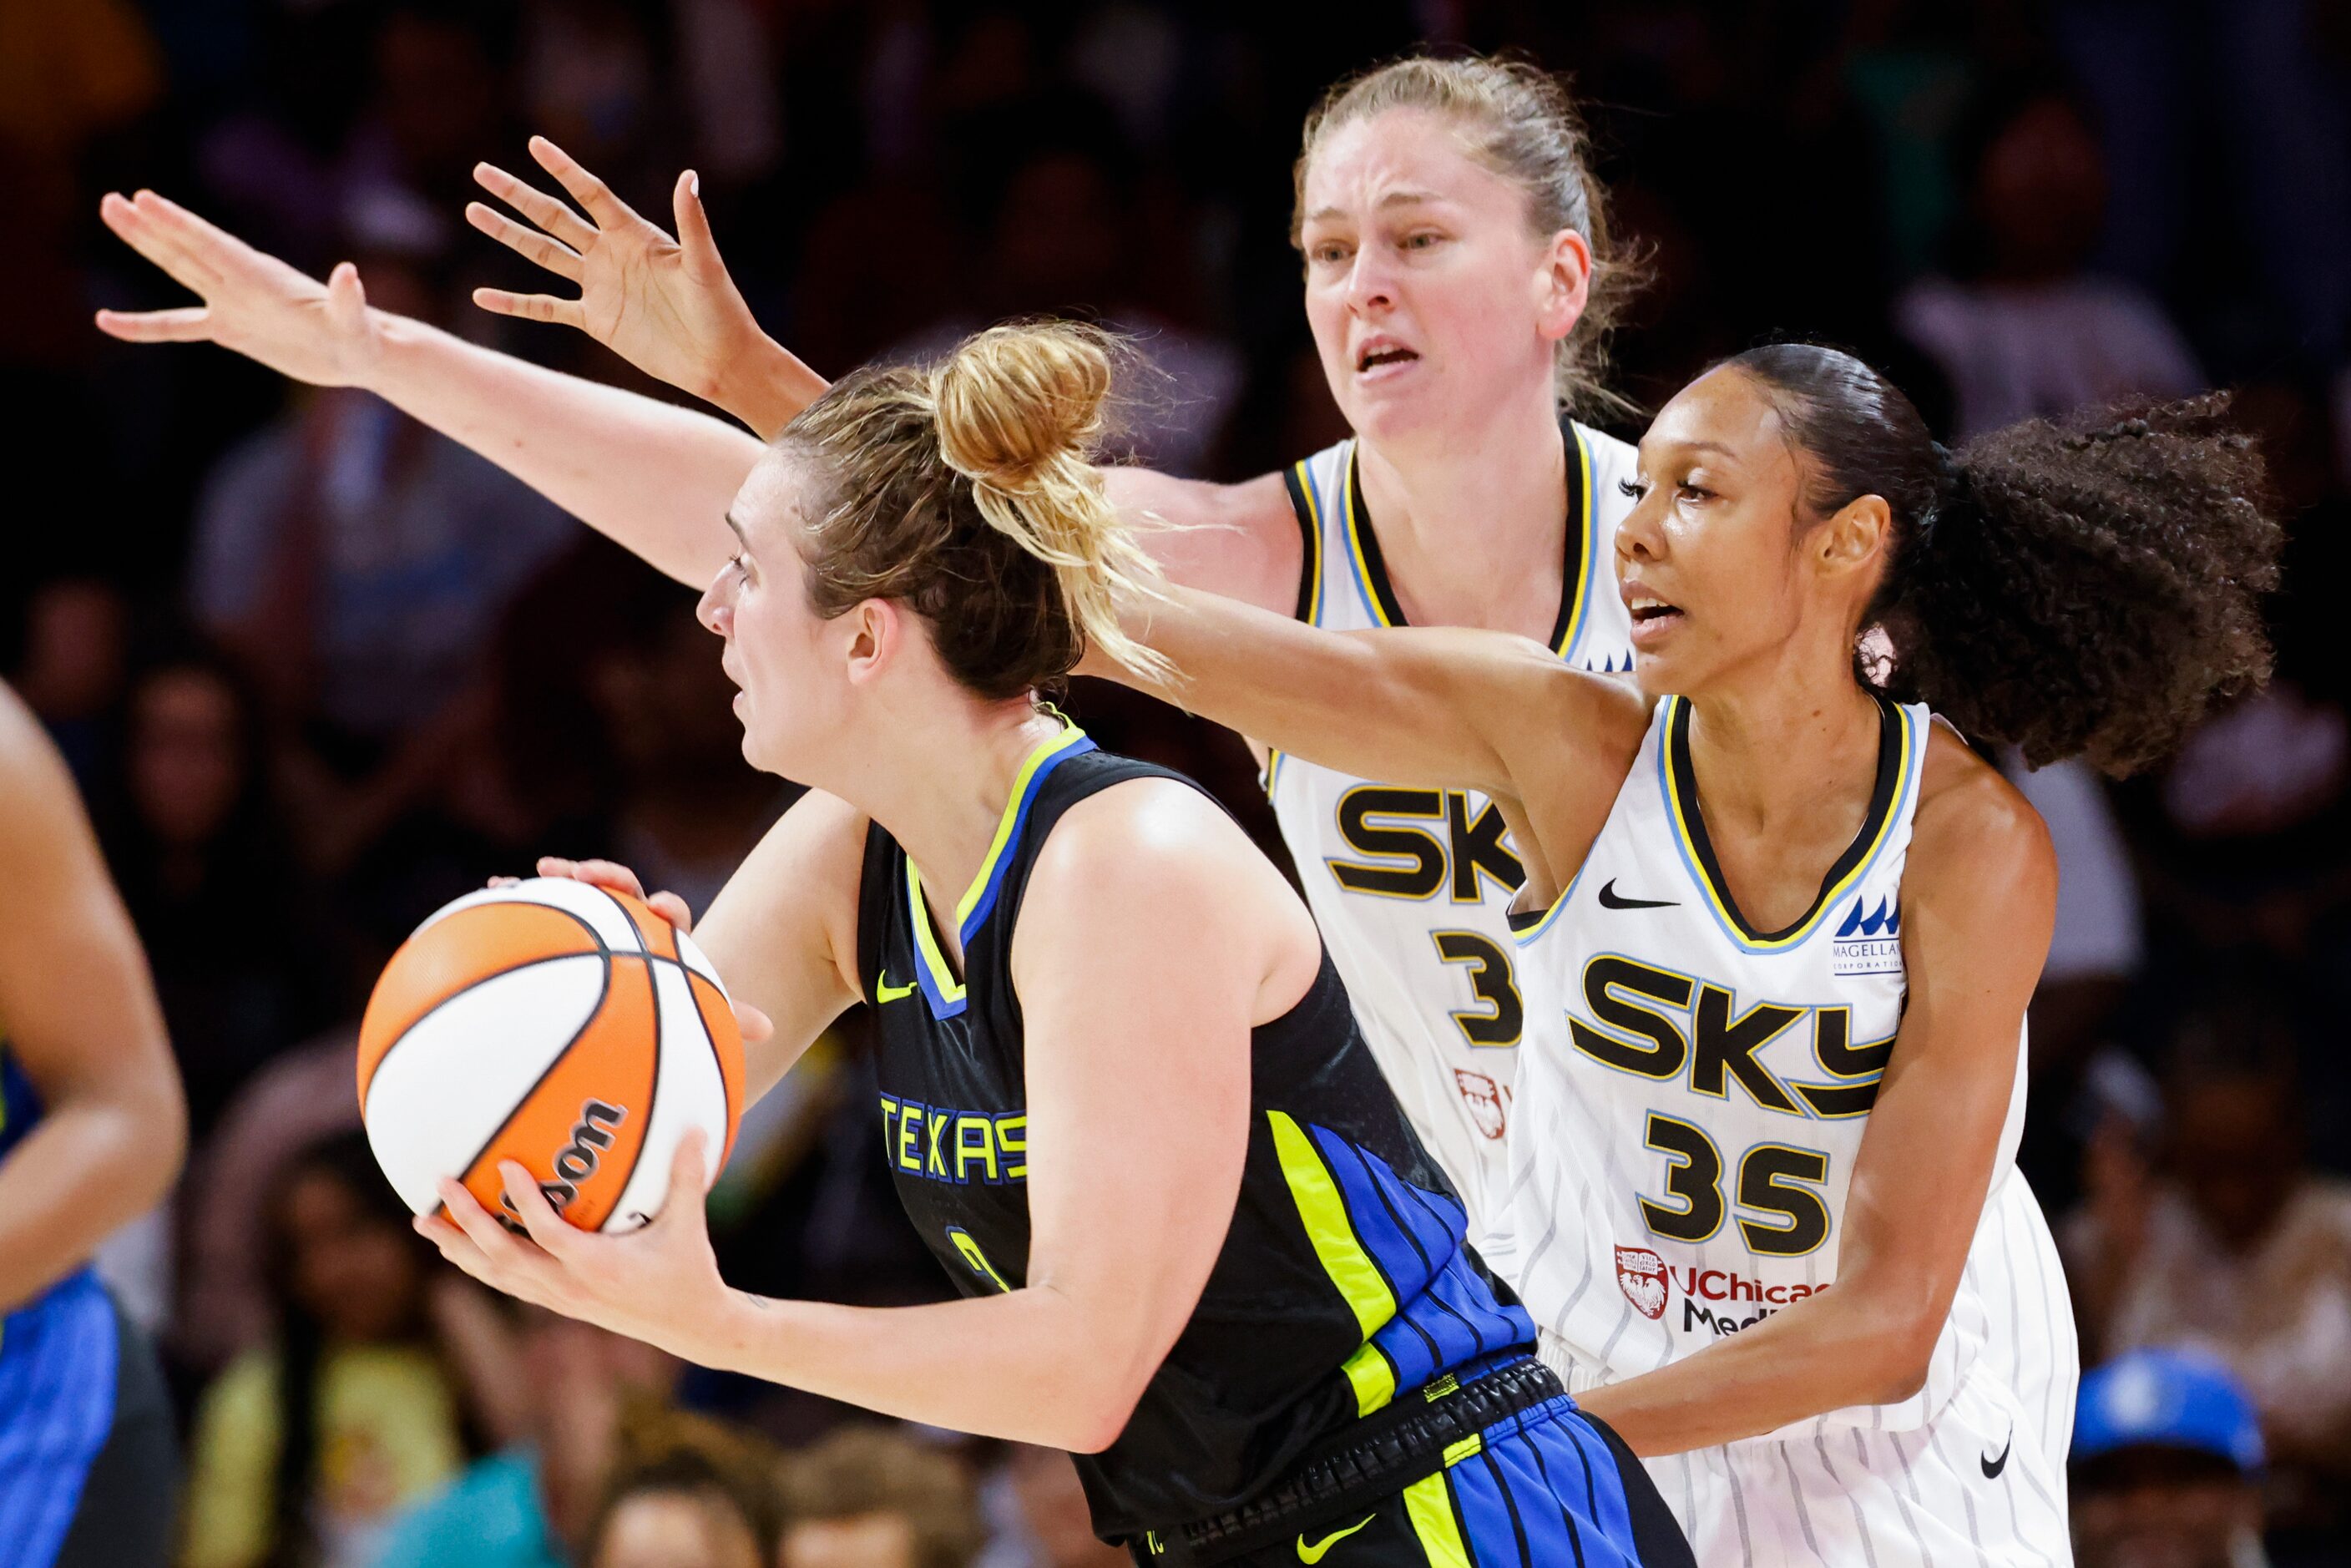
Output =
[
  {"x1": 1615, "y1": 1245, "x2": 1668, "y2": 1319},
  {"x1": 1832, "y1": 896, "x2": 1902, "y2": 977}
]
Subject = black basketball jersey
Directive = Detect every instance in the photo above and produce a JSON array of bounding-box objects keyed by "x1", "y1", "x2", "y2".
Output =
[{"x1": 853, "y1": 721, "x2": 1539, "y2": 1540}]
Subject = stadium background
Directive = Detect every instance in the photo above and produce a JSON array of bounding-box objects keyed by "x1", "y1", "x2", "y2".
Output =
[{"x1": 4, "y1": 1, "x2": 2349, "y2": 1565}]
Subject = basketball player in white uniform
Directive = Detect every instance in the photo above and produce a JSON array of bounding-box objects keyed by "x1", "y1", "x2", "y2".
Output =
[
  {"x1": 94, "y1": 57, "x2": 1641, "y2": 1253},
  {"x1": 1079, "y1": 345, "x2": 2283, "y2": 1565},
  {"x1": 1507, "y1": 692, "x2": 2079, "y2": 1561},
  {"x1": 1272, "y1": 425, "x2": 1633, "y2": 1246}
]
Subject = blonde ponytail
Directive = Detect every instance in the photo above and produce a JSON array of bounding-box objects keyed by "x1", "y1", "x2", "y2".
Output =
[
  {"x1": 780, "y1": 322, "x2": 1171, "y2": 701},
  {"x1": 933, "y1": 324, "x2": 1172, "y2": 684}
]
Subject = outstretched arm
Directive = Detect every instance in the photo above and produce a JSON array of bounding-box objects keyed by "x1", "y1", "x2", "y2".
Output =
[
  {"x1": 471, "y1": 142, "x2": 1312, "y2": 615},
  {"x1": 1096, "y1": 583, "x2": 1638, "y2": 807},
  {"x1": 95, "y1": 187, "x2": 761, "y2": 588},
  {"x1": 0, "y1": 685, "x2": 185, "y2": 1312}
]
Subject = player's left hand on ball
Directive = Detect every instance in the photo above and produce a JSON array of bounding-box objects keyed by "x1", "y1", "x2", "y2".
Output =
[{"x1": 418, "y1": 1131, "x2": 728, "y2": 1358}]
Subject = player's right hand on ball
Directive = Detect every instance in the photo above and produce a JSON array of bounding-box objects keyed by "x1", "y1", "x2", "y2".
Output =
[
  {"x1": 526, "y1": 856, "x2": 776, "y2": 1046},
  {"x1": 94, "y1": 190, "x2": 385, "y2": 388}
]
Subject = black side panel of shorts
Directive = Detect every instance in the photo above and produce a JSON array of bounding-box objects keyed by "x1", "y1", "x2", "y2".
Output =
[
  {"x1": 1580, "y1": 1410, "x2": 1698, "y2": 1568},
  {"x1": 50, "y1": 1297, "x2": 178, "y2": 1568}
]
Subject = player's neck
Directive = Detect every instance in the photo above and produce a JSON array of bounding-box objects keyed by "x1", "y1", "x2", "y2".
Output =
[
  {"x1": 857, "y1": 701, "x2": 1070, "y2": 967},
  {"x1": 1354, "y1": 393, "x2": 1568, "y2": 638},
  {"x1": 1682, "y1": 668, "x2": 1883, "y2": 844}
]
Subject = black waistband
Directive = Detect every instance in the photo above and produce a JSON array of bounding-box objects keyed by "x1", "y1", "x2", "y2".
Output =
[{"x1": 1137, "y1": 1356, "x2": 1566, "y2": 1565}]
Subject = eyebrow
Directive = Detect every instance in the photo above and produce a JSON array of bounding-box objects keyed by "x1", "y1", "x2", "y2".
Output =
[
  {"x1": 1634, "y1": 438, "x2": 1740, "y2": 464},
  {"x1": 1302, "y1": 190, "x2": 1448, "y2": 225},
  {"x1": 722, "y1": 511, "x2": 748, "y2": 547}
]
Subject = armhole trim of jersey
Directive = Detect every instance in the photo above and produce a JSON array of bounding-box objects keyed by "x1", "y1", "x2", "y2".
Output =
[
  {"x1": 1550, "y1": 420, "x2": 1597, "y2": 660},
  {"x1": 1283, "y1": 461, "x2": 1325, "y2": 625},
  {"x1": 1269, "y1": 463, "x2": 1326, "y2": 802}
]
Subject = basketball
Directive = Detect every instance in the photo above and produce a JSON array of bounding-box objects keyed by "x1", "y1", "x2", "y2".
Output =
[{"x1": 356, "y1": 877, "x2": 744, "y2": 1233}]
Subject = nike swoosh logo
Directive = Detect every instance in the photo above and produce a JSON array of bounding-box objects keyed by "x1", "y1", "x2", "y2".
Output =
[
  {"x1": 1980, "y1": 1429, "x2": 2012, "y2": 1479},
  {"x1": 1297, "y1": 1515, "x2": 1377, "y2": 1563},
  {"x1": 1597, "y1": 878, "x2": 1678, "y2": 910},
  {"x1": 875, "y1": 971, "x2": 917, "y2": 1004}
]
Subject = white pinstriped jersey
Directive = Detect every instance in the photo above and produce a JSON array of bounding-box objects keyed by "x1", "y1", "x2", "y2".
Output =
[
  {"x1": 1267, "y1": 418, "x2": 1638, "y2": 1256},
  {"x1": 1502, "y1": 695, "x2": 2079, "y2": 1565}
]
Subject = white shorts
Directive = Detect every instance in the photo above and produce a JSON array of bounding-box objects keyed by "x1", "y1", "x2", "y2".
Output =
[{"x1": 1542, "y1": 1342, "x2": 2075, "y2": 1566}]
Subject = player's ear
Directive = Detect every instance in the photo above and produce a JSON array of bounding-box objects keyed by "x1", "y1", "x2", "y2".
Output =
[
  {"x1": 1815, "y1": 493, "x2": 1890, "y2": 583},
  {"x1": 1534, "y1": 227, "x2": 1592, "y2": 345},
  {"x1": 843, "y1": 597, "x2": 901, "y2": 684}
]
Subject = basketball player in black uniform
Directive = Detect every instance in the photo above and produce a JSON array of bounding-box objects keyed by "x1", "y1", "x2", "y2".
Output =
[{"x1": 416, "y1": 323, "x2": 1692, "y2": 1567}]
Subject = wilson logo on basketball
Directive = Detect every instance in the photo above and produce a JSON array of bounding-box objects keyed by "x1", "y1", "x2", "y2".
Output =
[
  {"x1": 546, "y1": 1099, "x2": 627, "y2": 1209},
  {"x1": 497, "y1": 1099, "x2": 629, "y2": 1231},
  {"x1": 1615, "y1": 1245, "x2": 1669, "y2": 1320}
]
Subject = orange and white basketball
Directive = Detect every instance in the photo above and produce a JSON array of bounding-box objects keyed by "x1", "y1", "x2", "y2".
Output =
[{"x1": 356, "y1": 878, "x2": 744, "y2": 1232}]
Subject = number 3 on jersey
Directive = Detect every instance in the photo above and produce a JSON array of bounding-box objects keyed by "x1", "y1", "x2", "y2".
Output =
[
  {"x1": 1430, "y1": 931, "x2": 1523, "y2": 1046},
  {"x1": 1320, "y1": 787, "x2": 1529, "y2": 1050}
]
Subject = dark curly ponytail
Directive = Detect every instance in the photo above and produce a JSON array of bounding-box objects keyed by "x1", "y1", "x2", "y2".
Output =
[{"x1": 1727, "y1": 344, "x2": 2282, "y2": 774}]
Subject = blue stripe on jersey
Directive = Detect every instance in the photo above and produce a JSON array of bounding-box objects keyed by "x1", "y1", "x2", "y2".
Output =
[
  {"x1": 955, "y1": 729, "x2": 1096, "y2": 942},
  {"x1": 1307, "y1": 1125, "x2": 1534, "y2": 1392},
  {"x1": 0, "y1": 1270, "x2": 118, "y2": 1568}
]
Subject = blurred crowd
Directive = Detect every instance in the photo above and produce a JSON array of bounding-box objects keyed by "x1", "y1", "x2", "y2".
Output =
[{"x1": 6, "y1": 1, "x2": 2351, "y2": 1565}]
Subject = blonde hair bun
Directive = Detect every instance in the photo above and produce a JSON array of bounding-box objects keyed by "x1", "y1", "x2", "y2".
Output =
[{"x1": 934, "y1": 322, "x2": 1115, "y2": 493}]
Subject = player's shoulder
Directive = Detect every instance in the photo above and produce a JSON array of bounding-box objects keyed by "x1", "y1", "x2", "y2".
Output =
[
  {"x1": 0, "y1": 679, "x2": 46, "y2": 771},
  {"x1": 1023, "y1": 772, "x2": 1307, "y2": 976},
  {"x1": 1907, "y1": 722, "x2": 2055, "y2": 903},
  {"x1": 1114, "y1": 463, "x2": 1292, "y2": 535},
  {"x1": 1519, "y1": 656, "x2": 1653, "y2": 775},
  {"x1": 1034, "y1": 774, "x2": 1254, "y2": 889}
]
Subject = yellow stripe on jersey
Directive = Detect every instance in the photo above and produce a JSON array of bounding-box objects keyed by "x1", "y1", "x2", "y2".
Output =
[
  {"x1": 1403, "y1": 1469, "x2": 1471, "y2": 1568},
  {"x1": 954, "y1": 720, "x2": 1088, "y2": 930},
  {"x1": 1294, "y1": 458, "x2": 1327, "y2": 627},
  {"x1": 905, "y1": 718, "x2": 1089, "y2": 1002},
  {"x1": 1554, "y1": 423, "x2": 1597, "y2": 659},
  {"x1": 1661, "y1": 696, "x2": 1917, "y2": 951},
  {"x1": 1267, "y1": 1110, "x2": 1399, "y2": 1416},
  {"x1": 1265, "y1": 458, "x2": 1331, "y2": 801},
  {"x1": 1339, "y1": 451, "x2": 1391, "y2": 629},
  {"x1": 905, "y1": 857, "x2": 968, "y2": 1006}
]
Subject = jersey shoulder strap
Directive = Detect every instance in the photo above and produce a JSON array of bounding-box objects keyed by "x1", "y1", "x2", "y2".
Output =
[
  {"x1": 852, "y1": 745, "x2": 1211, "y2": 999},
  {"x1": 1279, "y1": 438, "x2": 1353, "y2": 627}
]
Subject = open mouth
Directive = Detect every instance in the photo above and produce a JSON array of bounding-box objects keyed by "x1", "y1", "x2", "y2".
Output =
[
  {"x1": 1628, "y1": 596, "x2": 1683, "y2": 625},
  {"x1": 1356, "y1": 342, "x2": 1418, "y2": 374}
]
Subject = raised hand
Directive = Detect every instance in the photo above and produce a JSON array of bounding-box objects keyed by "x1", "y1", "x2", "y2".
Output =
[
  {"x1": 94, "y1": 190, "x2": 387, "y2": 387},
  {"x1": 468, "y1": 137, "x2": 767, "y2": 408}
]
